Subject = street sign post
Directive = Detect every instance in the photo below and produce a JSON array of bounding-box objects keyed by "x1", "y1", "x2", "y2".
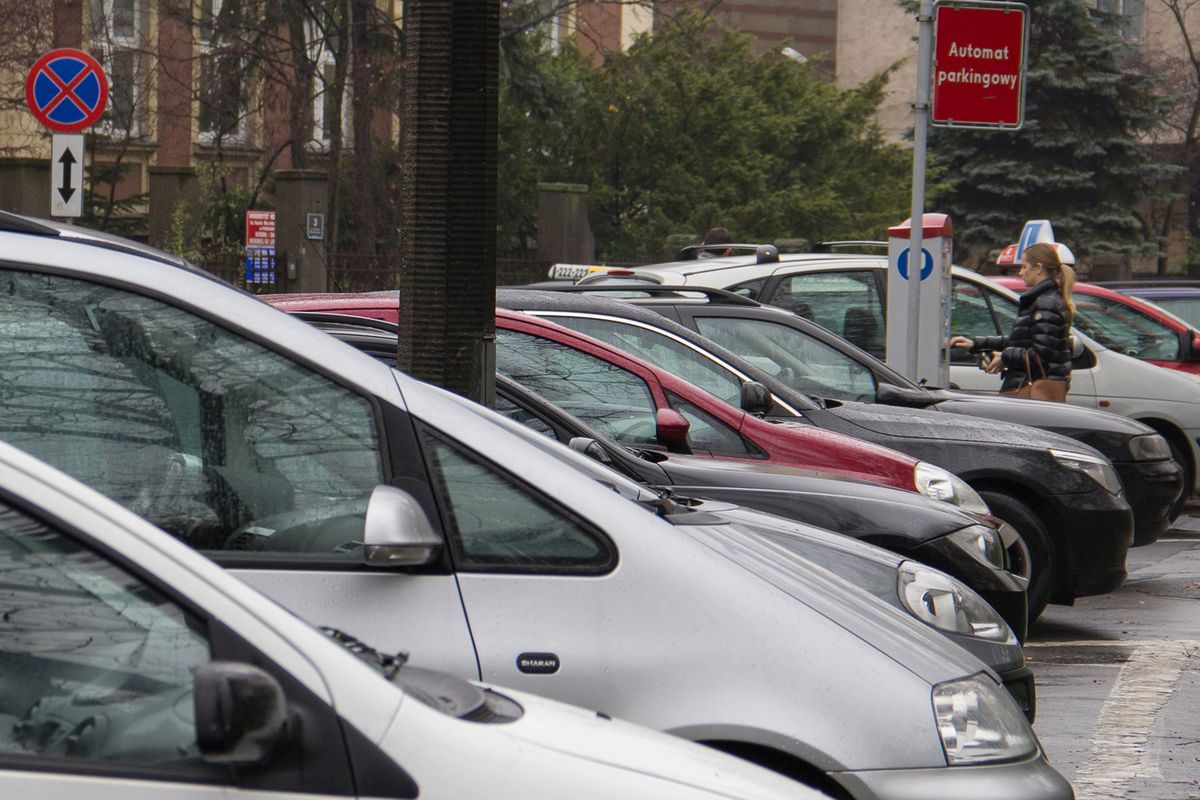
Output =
[
  {"x1": 50, "y1": 134, "x2": 84, "y2": 218},
  {"x1": 26, "y1": 48, "x2": 110, "y2": 219},
  {"x1": 931, "y1": 2, "x2": 1029, "y2": 129},
  {"x1": 896, "y1": 0, "x2": 1027, "y2": 382}
]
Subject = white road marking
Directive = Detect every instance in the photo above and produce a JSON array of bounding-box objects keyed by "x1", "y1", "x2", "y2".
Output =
[{"x1": 1059, "y1": 640, "x2": 1199, "y2": 799}]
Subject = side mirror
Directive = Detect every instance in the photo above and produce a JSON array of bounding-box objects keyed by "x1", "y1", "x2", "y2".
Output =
[
  {"x1": 739, "y1": 381, "x2": 773, "y2": 416},
  {"x1": 655, "y1": 408, "x2": 692, "y2": 453},
  {"x1": 1189, "y1": 331, "x2": 1200, "y2": 363},
  {"x1": 568, "y1": 436, "x2": 612, "y2": 464},
  {"x1": 876, "y1": 382, "x2": 936, "y2": 408},
  {"x1": 1069, "y1": 330, "x2": 1085, "y2": 359},
  {"x1": 363, "y1": 485, "x2": 444, "y2": 567},
  {"x1": 195, "y1": 662, "x2": 289, "y2": 765}
]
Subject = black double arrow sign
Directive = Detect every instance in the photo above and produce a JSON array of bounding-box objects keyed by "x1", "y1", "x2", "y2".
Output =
[{"x1": 57, "y1": 148, "x2": 76, "y2": 204}]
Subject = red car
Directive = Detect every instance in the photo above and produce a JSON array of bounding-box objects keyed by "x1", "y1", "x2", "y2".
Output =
[
  {"x1": 266, "y1": 293, "x2": 952, "y2": 499},
  {"x1": 991, "y1": 276, "x2": 1200, "y2": 374}
]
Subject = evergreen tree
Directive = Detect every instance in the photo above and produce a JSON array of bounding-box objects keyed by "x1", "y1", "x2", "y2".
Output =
[
  {"x1": 499, "y1": 13, "x2": 914, "y2": 261},
  {"x1": 929, "y1": 0, "x2": 1174, "y2": 262}
]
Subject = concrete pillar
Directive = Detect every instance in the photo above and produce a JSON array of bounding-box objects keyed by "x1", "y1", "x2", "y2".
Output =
[
  {"x1": 272, "y1": 170, "x2": 328, "y2": 292},
  {"x1": 147, "y1": 166, "x2": 200, "y2": 249},
  {"x1": 537, "y1": 183, "x2": 594, "y2": 265},
  {"x1": 0, "y1": 160, "x2": 52, "y2": 218}
]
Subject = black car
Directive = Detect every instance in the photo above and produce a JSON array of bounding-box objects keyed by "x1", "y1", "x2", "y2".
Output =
[
  {"x1": 532, "y1": 284, "x2": 1183, "y2": 543},
  {"x1": 498, "y1": 287, "x2": 1136, "y2": 622}
]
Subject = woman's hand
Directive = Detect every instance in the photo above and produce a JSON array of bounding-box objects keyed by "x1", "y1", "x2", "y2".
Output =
[
  {"x1": 983, "y1": 353, "x2": 1004, "y2": 374},
  {"x1": 948, "y1": 336, "x2": 974, "y2": 350}
]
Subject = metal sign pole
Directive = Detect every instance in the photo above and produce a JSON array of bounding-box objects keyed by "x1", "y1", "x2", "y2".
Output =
[{"x1": 907, "y1": 0, "x2": 935, "y2": 382}]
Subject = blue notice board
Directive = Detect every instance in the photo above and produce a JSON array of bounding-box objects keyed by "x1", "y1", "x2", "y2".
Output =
[{"x1": 245, "y1": 246, "x2": 276, "y2": 284}]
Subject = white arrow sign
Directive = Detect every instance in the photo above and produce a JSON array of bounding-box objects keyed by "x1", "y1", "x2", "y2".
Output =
[{"x1": 51, "y1": 133, "x2": 84, "y2": 218}]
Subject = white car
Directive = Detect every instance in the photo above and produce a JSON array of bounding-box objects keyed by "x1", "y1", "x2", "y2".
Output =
[
  {"x1": 0, "y1": 213, "x2": 1070, "y2": 800},
  {"x1": 0, "y1": 438, "x2": 821, "y2": 800},
  {"x1": 581, "y1": 251, "x2": 1200, "y2": 499}
]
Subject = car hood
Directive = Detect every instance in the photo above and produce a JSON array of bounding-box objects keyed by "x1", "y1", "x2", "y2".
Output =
[
  {"x1": 658, "y1": 455, "x2": 975, "y2": 544},
  {"x1": 680, "y1": 507, "x2": 986, "y2": 684},
  {"x1": 927, "y1": 390, "x2": 1154, "y2": 462},
  {"x1": 825, "y1": 399, "x2": 1099, "y2": 453},
  {"x1": 489, "y1": 685, "x2": 821, "y2": 799}
]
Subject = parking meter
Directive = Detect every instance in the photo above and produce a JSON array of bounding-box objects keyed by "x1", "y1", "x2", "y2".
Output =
[{"x1": 886, "y1": 214, "x2": 953, "y2": 387}]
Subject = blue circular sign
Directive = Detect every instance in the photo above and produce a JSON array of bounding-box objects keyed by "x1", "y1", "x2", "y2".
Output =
[
  {"x1": 25, "y1": 49, "x2": 109, "y2": 133},
  {"x1": 897, "y1": 248, "x2": 934, "y2": 281}
]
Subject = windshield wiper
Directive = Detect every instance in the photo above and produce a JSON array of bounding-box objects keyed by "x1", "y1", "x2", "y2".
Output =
[{"x1": 320, "y1": 626, "x2": 409, "y2": 679}]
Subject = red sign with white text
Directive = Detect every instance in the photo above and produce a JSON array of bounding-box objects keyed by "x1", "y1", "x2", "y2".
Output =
[
  {"x1": 932, "y1": 2, "x2": 1027, "y2": 128},
  {"x1": 245, "y1": 210, "x2": 276, "y2": 247}
]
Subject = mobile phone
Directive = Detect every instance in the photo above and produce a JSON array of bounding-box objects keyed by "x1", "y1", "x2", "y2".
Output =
[{"x1": 978, "y1": 351, "x2": 993, "y2": 370}]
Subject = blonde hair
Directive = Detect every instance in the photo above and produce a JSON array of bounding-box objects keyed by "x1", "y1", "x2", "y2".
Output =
[{"x1": 1023, "y1": 242, "x2": 1076, "y2": 323}]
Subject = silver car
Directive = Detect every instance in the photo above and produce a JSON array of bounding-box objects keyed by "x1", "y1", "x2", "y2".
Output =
[
  {"x1": 0, "y1": 214, "x2": 1072, "y2": 800},
  {"x1": 0, "y1": 439, "x2": 822, "y2": 799}
]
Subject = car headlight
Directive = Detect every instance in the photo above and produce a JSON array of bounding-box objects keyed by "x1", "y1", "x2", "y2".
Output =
[
  {"x1": 914, "y1": 462, "x2": 990, "y2": 515},
  {"x1": 933, "y1": 673, "x2": 1038, "y2": 764},
  {"x1": 1049, "y1": 449, "x2": 1123, "y2": 495},
  {"x1": 1129, "y1": 433, "x2": 1171, "y2": 461},
  {"x1": 898, "y1": 562, "x2": 1013, "y2": 642},
  {"x1": 945, "y1": 524, "x2": 1007, "y2": 570}
]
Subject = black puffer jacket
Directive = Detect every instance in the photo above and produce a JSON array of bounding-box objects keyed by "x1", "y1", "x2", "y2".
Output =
[{"x1": 971, "y1": 279, "x2": 1072, "y2": 383}]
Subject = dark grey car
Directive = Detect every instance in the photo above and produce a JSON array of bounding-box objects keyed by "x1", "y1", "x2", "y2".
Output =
[{"x1": 499, "y1": 287, "x2": 1135, "y2": 622}]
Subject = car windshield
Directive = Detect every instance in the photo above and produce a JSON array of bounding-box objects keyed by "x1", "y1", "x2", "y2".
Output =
[{"x1": 692, "y1": 316, "x2": 878, "y2": 402}]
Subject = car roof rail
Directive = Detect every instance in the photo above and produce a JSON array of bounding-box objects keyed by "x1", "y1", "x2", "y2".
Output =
[
  {"x1": 291, "y1": 311, "x2": 401, "y2": 334},
  {"x1": 0, "y1": 210, "x2": 61, "y2": 237},
  {"x1": 674, "y1": 243, "x2": 780, "y2": 263},
  {"x1": 521, "y1": 283, "x2": 762, "y2": 307},
  {"x1": 811, "y1": 240, "x2": 887, "y2": 253}
]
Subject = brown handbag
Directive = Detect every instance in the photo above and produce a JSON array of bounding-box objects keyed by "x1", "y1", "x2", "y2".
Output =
[{"x1": 1003, "y1": 351, "x2": 1068, "y2": 402}]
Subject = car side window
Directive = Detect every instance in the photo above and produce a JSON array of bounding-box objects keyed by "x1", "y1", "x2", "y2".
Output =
[
  {"x1": 693, "y1": 316, "x2": 877, "y2": 402},
  {"x1": 0, "y1": 271, "x2": 383, "y2": 561},
  {"x1": 770, "y1": 272, "x2": 885, "y2": 359},
  {"x1": 544, "y1": 316, "x2": 744, "y2": 406},
  {"x1": 667, "y1": 393, "x2": 759, "y2": 457},
  {"x1": 494, "y1": 395, "x2": 558, "y2": 440},
  {"x1": 496, "y1": 328, "x2": 660, "y2": 446},
  {"x1": 0, "y1": 502, "x2": 212, "y2": 770},
  {"x1": 950, "y1": 279, "x2": 1003, "y2": 364},
  {"x1": 422, "y1": 431, "x2": 614, "y2": 573},
  {"x1": 1073, "y1": 295, "x2": 1181, "y2": 360},
  {"x1": 727, "y1": 279, "x2": 766, "y2": 299}
]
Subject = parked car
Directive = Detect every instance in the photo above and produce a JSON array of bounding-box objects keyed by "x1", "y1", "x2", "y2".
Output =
[
  {"x1": 520, "y1": 283, "x2": 1180, "y2": 541},
  {"x1": 290, "y1": 312, "x2": 1032, "y2": 690},
  {"x1": 0, "y1": 211, "x2": 1071, "y2": 800},
  {"x1": 266, "y1": 298, "x2": 964, "y2": 505},
  {"x1": 578, "y1": 249, "x2": 1200, "y2": 519},
  {"x1": 1106, "y1": 282, "x2": 1200, "y2": 331},
  {"x1": 487, "y1": 288, "x2": 1132, "y2": 622},
  {"x1": 0, "y1": 439, "x2": 823, "y2": 800},
  {"x1": 992, "y1": 276, "x2": 1200, "y2": 375}
]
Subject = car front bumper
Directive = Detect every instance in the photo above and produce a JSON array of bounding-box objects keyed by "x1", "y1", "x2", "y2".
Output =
[
  {"x1": 833, "y1": 749, "x2": 1073, "y2": 800},
  {"x1": 1045, "y1": 488, "x2": 1133, "y2": 604},
  {"x1": 1112, "y1": 457, "x2": 1183, "y2": 546}
]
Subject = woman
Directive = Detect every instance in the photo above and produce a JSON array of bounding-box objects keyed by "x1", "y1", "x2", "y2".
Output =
[{"x1": 950, "y1": 242, "x2": 1075, "y2": 400}]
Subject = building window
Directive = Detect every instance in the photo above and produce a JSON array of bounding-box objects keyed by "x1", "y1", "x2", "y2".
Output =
[
  {"x1": 91, "y1": 0, "x2": 146, "y2": 137},
  {"x1": 198, "y1": 0, "x2": 250, "y2": 145},
  {"x1": 307, "y1": 17, "x2": 348, "y2": 147}
]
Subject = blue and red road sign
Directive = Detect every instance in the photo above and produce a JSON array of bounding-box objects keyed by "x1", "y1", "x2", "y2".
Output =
[{"x1": 25, "y1": 49, "x2": 109, "y2": 133}]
